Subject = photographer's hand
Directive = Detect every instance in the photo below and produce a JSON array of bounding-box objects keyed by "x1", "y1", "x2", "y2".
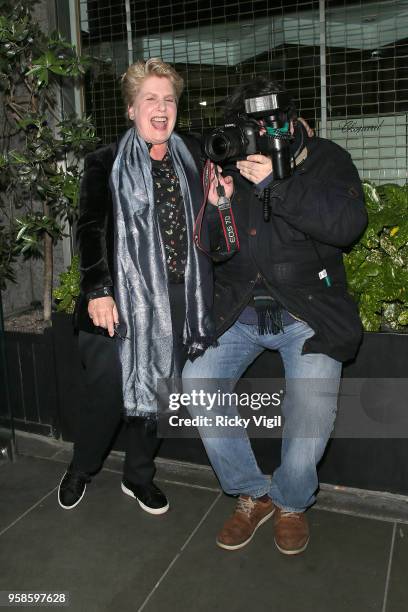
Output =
[
  {"x1": 207, "y1": 163, "x2": 234, "y2": 205},
  {"x1": 236, "y1": 154, "x2": 272, "y2": 184}
]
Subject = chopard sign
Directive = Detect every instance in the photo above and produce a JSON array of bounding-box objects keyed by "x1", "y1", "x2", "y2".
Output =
[{"x1": 341, "y1": 119, "x2": 385, "y2": 135}]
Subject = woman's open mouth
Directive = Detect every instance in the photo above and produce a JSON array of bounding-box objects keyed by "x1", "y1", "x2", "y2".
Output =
[{"x1": 151, "y1": 116, "x2": 168, "y2": 130}]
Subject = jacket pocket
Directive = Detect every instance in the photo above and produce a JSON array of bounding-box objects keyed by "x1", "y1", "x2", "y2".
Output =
[{"x1": 273, "y1": 216, "x2": 309, "y2": 243}]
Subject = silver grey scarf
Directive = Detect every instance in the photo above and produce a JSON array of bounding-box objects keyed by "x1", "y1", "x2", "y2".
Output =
[{"x1": 110, "y1": 128, "x2": 215, "y2": 418}]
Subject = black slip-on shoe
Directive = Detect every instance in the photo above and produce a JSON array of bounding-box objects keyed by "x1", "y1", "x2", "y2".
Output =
[
  {"x1": 121, "y1": 479, "x2": 169, "y2": 515},
  {"x1": 58, "y1": 467, "x2": 91, "y2": 510}
]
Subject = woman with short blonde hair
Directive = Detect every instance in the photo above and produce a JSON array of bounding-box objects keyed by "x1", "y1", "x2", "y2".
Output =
[
  {"x1": 58, "y1": 58, "x2": 214, "y2": 516},
  {"x1": 121, "y1": 57, "x2": 184, "y2": 108}
]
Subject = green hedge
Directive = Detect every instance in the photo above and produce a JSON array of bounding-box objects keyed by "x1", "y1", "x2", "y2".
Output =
[{"x1": 344, "y1": 182, "x2": 408, "y2": 332}]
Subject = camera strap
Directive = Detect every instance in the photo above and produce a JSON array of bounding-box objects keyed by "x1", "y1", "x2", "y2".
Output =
[{"x1": 193, "y1": 160, "x2": 240, "y2": 258}]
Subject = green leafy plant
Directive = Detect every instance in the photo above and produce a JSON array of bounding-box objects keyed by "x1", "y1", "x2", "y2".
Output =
[
  {"x1": 0, "y1": 0, "x2": 99, "y2": 321},
  {"x1": 53, "y1": 254, "x2": 80, "y2": 314},
  {"x1": 0, "y1": 222, "x2": 17, "y2": 290},
  {"x1": 344, "y1": 182, "x2": 408, "y2": 332}
]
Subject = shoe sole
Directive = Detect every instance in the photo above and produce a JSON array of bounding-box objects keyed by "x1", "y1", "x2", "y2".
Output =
[
  {"x1": 274, "y1": 537, "x2": 310, "y2": 555},
  {"x1": 216, "y1": 508, "x2": 275, "y2": 551},
  {"x1": 121, "y1": 482, "x2": 169, "y2": 515},
  {"x1": 57, "y1": 472, "x2": 87, "y2": 510}
]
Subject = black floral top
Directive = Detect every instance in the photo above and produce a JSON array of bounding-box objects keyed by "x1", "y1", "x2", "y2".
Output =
[{"x1": 151, "y1": 151, "x2": 187, "y2": 284}]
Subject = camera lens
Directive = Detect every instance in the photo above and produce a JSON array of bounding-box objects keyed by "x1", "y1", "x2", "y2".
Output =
[
  {"x1": 204, "y1": 127, "x2": 245, "y2": 162},
  {"x1": 204, "y1": 133, "x2": 230, "y2": 162}
]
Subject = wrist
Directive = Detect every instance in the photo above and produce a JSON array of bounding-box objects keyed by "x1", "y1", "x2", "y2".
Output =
[
  {"x1": 255, "y1": 171, "x2": 274, "y2": 192},
  {"x1": 86, "y1": 286, "x2": 113, "y2": 302}
]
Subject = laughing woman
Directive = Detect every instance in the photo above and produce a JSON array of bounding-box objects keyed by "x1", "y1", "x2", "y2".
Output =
[{"x1": 58, "y1": 58, "x2": 215, "y2": 515}]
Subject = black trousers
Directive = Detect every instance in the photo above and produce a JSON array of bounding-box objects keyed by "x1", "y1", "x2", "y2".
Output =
[
  {"x1": 72, "y1": 332, "x2": 160, "y2": 483},
  {"x1": 72, "y1": 283, "x2": 186, "y2": 484}
]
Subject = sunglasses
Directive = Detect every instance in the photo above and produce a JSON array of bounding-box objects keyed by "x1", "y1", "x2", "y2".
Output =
[{"x1": 113, "y1": 322, "x2": 129, "y2": 340}]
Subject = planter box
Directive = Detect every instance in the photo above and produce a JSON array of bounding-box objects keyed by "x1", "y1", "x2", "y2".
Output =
[
  {"x1": 160, "y1": 332, "x2": 408, "y2": 496},
  {"x1": 318, "y1": 332, "x2": 408, "y2": 494},
  {"x1": 6, "y1": 312, "x2": 408, "y2": 495},
  {"x1": 2, "y1": 327, "x2": 59, "y2": 437}
]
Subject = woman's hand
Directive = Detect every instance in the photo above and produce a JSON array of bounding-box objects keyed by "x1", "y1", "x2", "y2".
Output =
[
  {"x1": 207, "y1": 163, "x2": 234, "y2": 206},
  {"x1": 297, "y1": 116, "x2": 314, "y2": 137},
  {"x1": 236, "y1": 154, "x2": 272, "y2": 184},
  {"x1": 88, "y1": 296, "x2": 119, "y2": 337}
]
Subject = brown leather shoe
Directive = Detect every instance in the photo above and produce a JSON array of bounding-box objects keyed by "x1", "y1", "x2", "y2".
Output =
[
  {"x1": 216, "y1": 495, "x2": 275, "y2": 551},
  {"x1": 274, "y1": 507, "x2": 309, "y2": 555}
]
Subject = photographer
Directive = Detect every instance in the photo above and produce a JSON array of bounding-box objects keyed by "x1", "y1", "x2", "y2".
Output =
[{"x1": 183, "y1": 77, "x2": 367, "y2": 555}]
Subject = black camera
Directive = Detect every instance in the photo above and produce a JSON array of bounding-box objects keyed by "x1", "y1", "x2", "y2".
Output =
[{"x1": 204, "y1": 92, "x2": 294, "y2": 180}]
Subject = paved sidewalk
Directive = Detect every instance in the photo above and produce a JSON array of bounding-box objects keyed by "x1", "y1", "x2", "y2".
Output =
[{"x1": 0, "y1": 432, "x2": 407, "y2": 612}]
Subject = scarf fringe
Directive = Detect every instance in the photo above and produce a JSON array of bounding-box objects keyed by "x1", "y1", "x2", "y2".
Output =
[
  {"x1": 186, "y1": 333, "x2": 218, "y2": 358},
  {"x1": 122, "y1": 412, "x2": 159, "y2": 426},
  {"x1": 122, "y1": 409, "x2": 158, "y2": 422},
  {"x1": 256, "y1": 304, "x2": 283, "y2": 335}
]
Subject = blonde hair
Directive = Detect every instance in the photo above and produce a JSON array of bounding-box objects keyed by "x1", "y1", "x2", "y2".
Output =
[{"x1": 121, "y1": 58, "x2": 184, "y2": 108}]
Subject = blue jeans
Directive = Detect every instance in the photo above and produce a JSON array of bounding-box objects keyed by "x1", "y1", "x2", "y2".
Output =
[{"x1": 182, "y1": 320, "x2": 342, "y2": 512}]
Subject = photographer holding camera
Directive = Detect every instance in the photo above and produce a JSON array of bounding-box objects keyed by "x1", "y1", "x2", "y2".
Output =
[{"x1": 183, "y1": 77, "x2": 367, "y2": 555}]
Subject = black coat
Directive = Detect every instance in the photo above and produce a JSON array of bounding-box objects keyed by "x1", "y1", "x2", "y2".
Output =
[
  {"x1": 74, "y1": 135, "x2": 205, "y2": 334},
  {"x1": 75, "y1": 142, "x2": 117, "y2": 334},
  {"x1": 207, "y1": 135, "x2": 368, "y2": 362}
]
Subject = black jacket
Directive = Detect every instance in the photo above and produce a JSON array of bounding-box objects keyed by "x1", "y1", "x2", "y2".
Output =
[
  {"x1": 75, "y1": 134, "x2": 205, "y2": 334},
  {"x1": 75, "y1": 142, "x2": 117, "y2": 334},
  {"x1": 207, "y1": 134, "x2": 368, "y2": 362}
]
